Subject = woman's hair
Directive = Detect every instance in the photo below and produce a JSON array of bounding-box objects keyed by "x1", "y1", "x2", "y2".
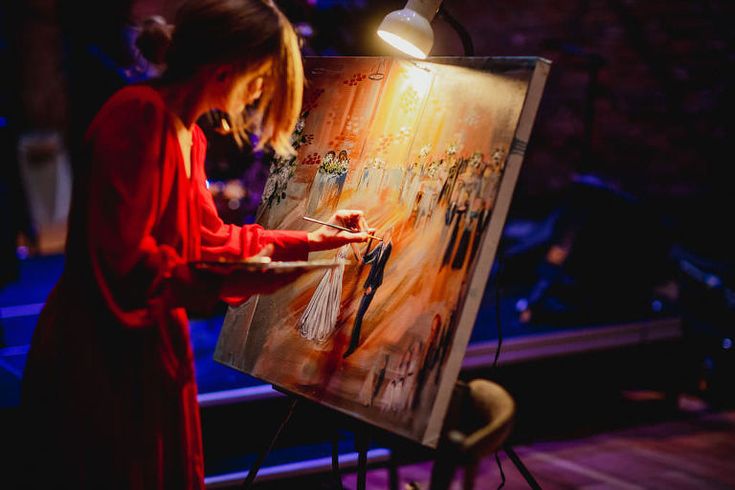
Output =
[{"x1": 136, "y1": 0, "x2": 303, "y2": 156}]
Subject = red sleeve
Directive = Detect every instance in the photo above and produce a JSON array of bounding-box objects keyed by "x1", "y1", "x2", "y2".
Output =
[
  {"x1": 86, "y1": 91, "x2": 213, "y2": 327},
  {"x1": 195, "y1": 154, "x2": 310, "y2": 263},
  {"x1": 192, "y1": 137, "x2": 310, "y2": 306}
]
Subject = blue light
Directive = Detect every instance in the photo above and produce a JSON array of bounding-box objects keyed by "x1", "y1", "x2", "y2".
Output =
[
  {"x1": 651, "y1": 300, "x2": 663, "y2": 312},
  {"x1": 205, "y1": 179, "x2": 210, "y2": 189},
  {"x1": 515, "y1": 298, "x2": 528, "y2": 312},
  {"x1": 16, "y1": 246, "x2": 29, "y2": 260},
  {"x1": 705, "y1": 274, "x2": 721, "y2": 288},
  {"x1": 723, "y1": 338, "x2": 733, "y2": 350}
]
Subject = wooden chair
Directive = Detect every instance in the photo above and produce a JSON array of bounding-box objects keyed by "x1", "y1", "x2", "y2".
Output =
[{"x1": 428, "y1": 379, "x2": 541, "y2": 490}]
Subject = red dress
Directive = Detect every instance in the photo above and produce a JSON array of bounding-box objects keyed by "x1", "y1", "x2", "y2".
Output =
[{"x1": 21, "y1": 85, "x2": 309, "y2": 489}]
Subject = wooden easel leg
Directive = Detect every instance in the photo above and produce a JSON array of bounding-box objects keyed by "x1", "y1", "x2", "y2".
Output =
[
  {"x1": 463, "y1": 461, "x2": 478, "y2": 490},
  {"x1": 332, "y1": 430, "x2": 344, "y2": 489},
  {"x1": 387, "y1": 452, "x2": 400, "y2": 490},
  {"x1": 355, "y1": 426, "x2": 370, "y2": 490},
  {"x1": 428, "y1": 448, "x2": 457, "y2": 490},
  {"x1": 241, "y1": 398, "x2": 300, "y2": 489}
]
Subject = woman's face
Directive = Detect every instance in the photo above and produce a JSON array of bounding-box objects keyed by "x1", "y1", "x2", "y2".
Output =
[{"x1": 217, "y1": 60, "x2": 272, "y2": 115}]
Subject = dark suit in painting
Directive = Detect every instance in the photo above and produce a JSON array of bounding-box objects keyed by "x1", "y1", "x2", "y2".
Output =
[
  {"x1": 344, "y1": 240, "x2": 393, "y2": 358},
  {"x1": 442, "y1": 205, "x2": 466, "y2": 267},
  {"x1": 469, "y1": 206, "x2": 492, "y2": 264}
]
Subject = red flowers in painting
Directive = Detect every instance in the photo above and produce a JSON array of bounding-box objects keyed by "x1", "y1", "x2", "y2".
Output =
[
  {"x1": 343, "y1": 72, "x2": 367, "y2": 86},
  {"x1": 302, "y1": 152, "x2": 321, "y2": 165}
]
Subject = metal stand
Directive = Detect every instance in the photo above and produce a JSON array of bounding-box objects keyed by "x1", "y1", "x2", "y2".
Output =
[
  {"x1": 237, "y1": 396, "x2": 381, "y2": 490},
  {"x1": 355, "y1": 426, "x2": 371, "y2": 490},
  {"x1": 387, "y1": 452, "x2": 400, "y2": 490},
  {"x1": 504, "y1": 445, "x2": 542, "y2": 490},
  {"x1": 331, "y1": 430, "x2": 344, "y2": 489},
  {"x1": 241, "y1": 397, "x2": 300, "y2": 489}
]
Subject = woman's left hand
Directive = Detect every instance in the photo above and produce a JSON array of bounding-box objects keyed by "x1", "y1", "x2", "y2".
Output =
[{"x1": 307, "y1": 209, "x2": 374, "y2": 252}]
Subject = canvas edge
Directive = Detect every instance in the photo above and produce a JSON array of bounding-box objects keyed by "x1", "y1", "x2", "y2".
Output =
[
  {"x1": 213, "y1": 296, "x2": 260, "y2": 371},
  {"x1": 421, "y1": 58, "x2": 552, "y2": 448}
]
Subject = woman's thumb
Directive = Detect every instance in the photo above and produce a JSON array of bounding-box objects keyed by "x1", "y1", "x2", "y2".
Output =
[{"x1": 253, "y1": 243, "x2": 274, "y2": 260}]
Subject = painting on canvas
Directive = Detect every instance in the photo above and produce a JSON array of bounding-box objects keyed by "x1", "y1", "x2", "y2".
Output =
[{"x1": 215, "y1": 57, "x2": 550, "y2": 446}]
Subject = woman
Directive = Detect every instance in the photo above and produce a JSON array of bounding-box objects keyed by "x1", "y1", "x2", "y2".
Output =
[{"x1": 21, "y1": 1, "x2": 369, "y2": 488}]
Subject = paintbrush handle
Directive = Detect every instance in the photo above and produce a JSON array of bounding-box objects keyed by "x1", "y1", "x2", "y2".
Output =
[{"x1": 302, "y1": 216, "x2": 382, "y2": 241}]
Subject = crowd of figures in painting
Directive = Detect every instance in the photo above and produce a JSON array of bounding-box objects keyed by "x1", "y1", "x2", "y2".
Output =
[{"x1": 267, "y1": 136, "x2": 507, "y2": 415}]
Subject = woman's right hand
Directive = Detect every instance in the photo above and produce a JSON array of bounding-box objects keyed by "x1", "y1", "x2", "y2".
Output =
[{"x1": 307, "y1": 209, "x2": 374, "y2": 252}]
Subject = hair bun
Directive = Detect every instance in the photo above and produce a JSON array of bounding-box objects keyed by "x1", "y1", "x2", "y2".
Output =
[{"x1": 136, "y1": 16, "x2": 173, "y2": 65}]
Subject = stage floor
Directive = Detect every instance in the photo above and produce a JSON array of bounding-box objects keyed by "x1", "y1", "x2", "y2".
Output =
[{"x1": 340, "y1": 400, "x2": 735, "y2": 490}]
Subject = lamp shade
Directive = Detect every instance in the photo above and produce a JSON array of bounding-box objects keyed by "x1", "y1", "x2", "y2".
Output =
[{"x1": 377, "y1": 0, "x2": 441, "y2": 58}]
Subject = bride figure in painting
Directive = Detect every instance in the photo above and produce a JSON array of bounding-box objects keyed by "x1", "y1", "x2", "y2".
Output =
[{"x1": 299, "y1": 244, "x2": 352, "y2": 342}]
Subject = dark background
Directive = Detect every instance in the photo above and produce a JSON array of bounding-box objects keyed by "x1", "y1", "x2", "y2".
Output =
[
  {"x1": 3, "y1": 0, "x2": 734, "y2": 271},
  {"x1": 1, "y1": 0, "x2": 734, "y2": 486}
]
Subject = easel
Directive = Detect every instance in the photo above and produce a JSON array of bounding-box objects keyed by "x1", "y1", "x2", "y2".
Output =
[
  {"x1": 239, "y1": 393, "x2": 377, "y2": 490},
  {"x1": 240, "y1": 397, "x2": 300, "y2": 489},
  {"x1": 239, "y1": 382, "x2": 540, "y2": 490}
]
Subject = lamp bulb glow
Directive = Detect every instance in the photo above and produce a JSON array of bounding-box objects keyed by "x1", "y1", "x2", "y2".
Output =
[{"x1": 377, "y1": 30, "x2": 429, "y2": 59}]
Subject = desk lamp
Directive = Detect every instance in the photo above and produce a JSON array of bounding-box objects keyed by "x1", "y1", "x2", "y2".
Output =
[{"x1": 377, "y1": 0, "x2": 474, "y2": 58}]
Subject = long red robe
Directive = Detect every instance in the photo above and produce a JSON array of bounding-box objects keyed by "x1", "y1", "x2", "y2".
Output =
[{"x1": 21, "y1": 85, "x2": 309, "y2": 489}]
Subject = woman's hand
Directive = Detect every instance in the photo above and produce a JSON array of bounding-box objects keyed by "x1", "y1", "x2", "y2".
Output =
[
  {"x1": 307, "y1": 209, "x2": 374, "y2": 252},
  {"x1": 219, "y1": 244, "x2": 305, "y2": 301}
]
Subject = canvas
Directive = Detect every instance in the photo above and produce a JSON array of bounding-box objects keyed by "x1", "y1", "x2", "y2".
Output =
[{"x1": 214, "y1": 57, "x2": 550, "y2": 447}]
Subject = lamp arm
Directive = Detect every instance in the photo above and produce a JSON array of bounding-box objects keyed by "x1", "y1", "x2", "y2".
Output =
[{"x1": 438, "y1": 4, "x2": 475, "y2": 56}]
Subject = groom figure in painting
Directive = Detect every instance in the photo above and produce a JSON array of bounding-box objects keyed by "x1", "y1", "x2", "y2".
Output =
[{"x1": 344, "y1": 227, "x2": 393, "y2": 358}]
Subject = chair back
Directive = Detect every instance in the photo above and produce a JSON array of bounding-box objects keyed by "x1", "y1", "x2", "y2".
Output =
[{"x1": 429, "y1": 379, "x2": 516, "y2": 490}]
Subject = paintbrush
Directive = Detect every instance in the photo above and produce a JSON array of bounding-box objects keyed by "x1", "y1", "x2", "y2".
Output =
[{"x1": 302, "y1": 216, "x2": 383, "y2": 241}]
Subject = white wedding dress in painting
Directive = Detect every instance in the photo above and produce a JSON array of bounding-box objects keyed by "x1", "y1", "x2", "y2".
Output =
[{"x1": 299, "y1": 246, "x2": 349, "y2": 342}]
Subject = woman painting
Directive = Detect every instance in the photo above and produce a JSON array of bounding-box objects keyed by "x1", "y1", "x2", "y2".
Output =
[{"x1": 21, "y1": 1, "x2": 370, "y2": 488}]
